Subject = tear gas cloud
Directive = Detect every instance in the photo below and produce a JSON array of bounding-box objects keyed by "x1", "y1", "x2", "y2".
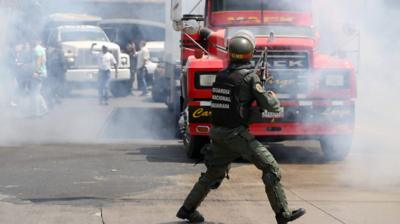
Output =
[
  {"x1": 314, "y1": 0, "x2": 400, "y2": 151},
  {"x1": 314, "y1": 0, "x2": 400, "y2": 188}
]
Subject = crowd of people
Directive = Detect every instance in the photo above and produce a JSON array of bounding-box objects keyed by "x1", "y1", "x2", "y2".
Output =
[
  {"x1": 7, "y1": 37, "x2": 152, "y2": 116},
  {"x1": 9, "y1": 37, "x2": 66, "y2": 118}
]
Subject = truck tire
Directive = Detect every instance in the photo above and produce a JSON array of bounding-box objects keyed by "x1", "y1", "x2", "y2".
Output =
[
  {"x1": 152, "y1": 77, "x2": 167, "y2": 102},
  {"x1": 320, "y1": 135, "x2": 352, "y2": 161},
  {"x1": 184, "y1": 135, "x2": 209, "y2": 159},
  {"x1": 110, "y1": 80, "x2": 132, "y2": 97},
  {"x1": 152, "y1": 91, "x2": 164, "y2": 102}
]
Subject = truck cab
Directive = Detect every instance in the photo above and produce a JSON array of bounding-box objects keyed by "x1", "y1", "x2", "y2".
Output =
[{"x1": 169, "y1": 0, "x2": 356, "y2": 161}]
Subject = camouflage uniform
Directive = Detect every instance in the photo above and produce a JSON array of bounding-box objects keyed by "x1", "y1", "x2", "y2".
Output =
[{"x1": 182, "y1": 62, "x2": 291, "y2": 217}]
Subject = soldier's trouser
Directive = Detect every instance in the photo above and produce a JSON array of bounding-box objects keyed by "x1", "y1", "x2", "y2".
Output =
[{"x1": 183, "y1": 126, "x2": 290, "y2": 216}]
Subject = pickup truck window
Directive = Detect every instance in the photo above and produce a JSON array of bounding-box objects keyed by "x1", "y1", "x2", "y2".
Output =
[{"x1": 60, "y1": 31, "x2": 109, "y2": 42}]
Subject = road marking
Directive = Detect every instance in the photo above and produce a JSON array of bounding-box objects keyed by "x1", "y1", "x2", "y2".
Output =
[{"x1": 286, "y1": 188, "x2": 347, "y2": 224}]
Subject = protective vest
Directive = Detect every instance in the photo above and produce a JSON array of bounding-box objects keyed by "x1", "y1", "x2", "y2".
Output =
[{"x1": 211, "y1": 68, "x2": 251, "y2": 128}]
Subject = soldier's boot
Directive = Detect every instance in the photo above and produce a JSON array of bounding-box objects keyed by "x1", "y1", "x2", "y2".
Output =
[
  {"x1": 178, "y1": 178, "x2": 211, "y2": 223},
  {"x1": 176, "y1": 206, "x2": 205, "y2": 223},
  {"x1": 276, "y1": 208, "x2": 306, "y2": 224}
]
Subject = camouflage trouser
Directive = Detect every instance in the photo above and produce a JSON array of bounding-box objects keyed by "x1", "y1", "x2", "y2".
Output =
[{"x1": 183, "y1": 126, "x2": 290, "y2": 216}]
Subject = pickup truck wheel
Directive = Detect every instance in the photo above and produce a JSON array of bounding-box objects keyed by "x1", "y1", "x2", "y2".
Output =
[
  {"x1": 184, "y1": 135, "x2": 209, "y2": 159},
  {"x1": 62, "y1": 85, "x2": 72, "y2": 97},
  {"x1": 320, "y1": 136, "x2": 352, "y2": 161},
  {"x1": 110, "y1": 80, "x2": 132, "y2": 97}
]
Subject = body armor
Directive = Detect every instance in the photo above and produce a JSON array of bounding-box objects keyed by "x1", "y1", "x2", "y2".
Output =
[{"x1": 211, "y1": 68, "x2": 251, "y2": 128}]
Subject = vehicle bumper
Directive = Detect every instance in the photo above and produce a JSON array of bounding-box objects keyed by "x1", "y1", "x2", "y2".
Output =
[
  {"x1": 65, "y1": 68, "x2": 130, "y2": 87},
  {"x1": 187, "y1": 100, "x2": 355, "y2": 138},
  {"x1": 189, "y1": 122, "x2": 354, "y2": 138}
]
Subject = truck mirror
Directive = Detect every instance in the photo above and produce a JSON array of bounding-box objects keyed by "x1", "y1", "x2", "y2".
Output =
[
  {"x1": 182, "y1": 19, "x2": 201, "y2": 35},
  {"x1": 313, "y1": 28, "x2": 320, "y2": 47}
]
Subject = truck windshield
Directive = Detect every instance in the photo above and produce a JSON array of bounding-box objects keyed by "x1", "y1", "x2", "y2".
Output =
[
  {"x1": 61, "y1": 30, "x2": 109, "y2": 42},
  {"x1": 227, "y1": 26, "x2": 314, "y2": 38},
  {"x1": 212, "y1": 0, "x2": 311, "y2": 12}
]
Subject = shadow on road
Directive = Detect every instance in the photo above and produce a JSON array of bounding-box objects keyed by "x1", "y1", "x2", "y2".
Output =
[
  {"x1": 23, "y1": 196, "x2": 109, "y2": 205},
  {"x1": 99, "y1": 107, "x2": 176, "y2": 140},
  {"x1": 124, "y1": 145, "x2": 194, "y2": 164},
  {"x1": 268, "y1": 143, "x2": 325, "y2": 164},
  {"x1": 126, "y1": 142, "x2": 325, "y2": 165},
  {"x1": 159, "y1": 222, "x2": 224, "y2": 224}
]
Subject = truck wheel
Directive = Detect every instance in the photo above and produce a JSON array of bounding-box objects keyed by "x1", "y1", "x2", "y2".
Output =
[
  {"x1": 110, "y1": 80, "x2": 132, "y2": 97},
  {"x1": 320, "y1": 136, "x2": 352, "y2": 161},
  {"x1": 184, "y1": 135, "x2": 209, "y2": 159},
  {"x1": 152, "y1": 78, "x2": 166, "y2": 102},
  {"x1": 181, "y1": 107, "x2": 209, "y2": 159},
  {"x1": 152, "y1": 91, "x2": 164, "y2": 102}
]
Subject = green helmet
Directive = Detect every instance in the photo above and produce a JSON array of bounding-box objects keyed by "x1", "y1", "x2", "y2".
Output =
[{"x1": 228, "y1": 30, "x2": 256, "y2": 62}]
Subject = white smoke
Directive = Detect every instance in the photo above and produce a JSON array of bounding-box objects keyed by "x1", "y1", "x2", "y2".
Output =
[
  {"x1": 314, "y1": 0, "x2": 400, "y2": 187},
  {"x1": 0, "y1": 6, "x2": 17, "y2": 108}
]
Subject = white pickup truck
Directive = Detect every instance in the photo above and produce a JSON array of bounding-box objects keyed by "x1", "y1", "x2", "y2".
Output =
[{"x1": 45, "y1": 14, "x2": 132, "y2": 97}]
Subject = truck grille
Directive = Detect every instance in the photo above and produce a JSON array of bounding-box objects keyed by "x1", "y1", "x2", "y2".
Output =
[
  {"x1": 253, "y1": 49, "x2": 311, "y2": 95},
  {"x1": 253, "y1": 49, "x2": 310, "y2": 70}
]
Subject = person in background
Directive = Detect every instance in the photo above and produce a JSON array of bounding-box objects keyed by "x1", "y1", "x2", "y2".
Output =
[
  {"x1": 47, "y1": 43, "x2": 67, "y2": 106},
  {"x1": 91, "y1": 43, "x2": 118, "y2": 105},
  {"x1": 11, "y1": 42, "x2": 33, "y2": 107},
  {"x1": 30, "y1": 38, "x2": 48, "y2": 117},
  {"x1": 136, "y1": 40, "x2": 150, "y2": 96},
  {"x1": 126, "y1": 39, "x2": 137, "y2": 89}
]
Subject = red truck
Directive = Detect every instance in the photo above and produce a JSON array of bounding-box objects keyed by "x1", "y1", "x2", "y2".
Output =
[{"x1": 168, "y1": 0, "x2": 356, "y2": 161}]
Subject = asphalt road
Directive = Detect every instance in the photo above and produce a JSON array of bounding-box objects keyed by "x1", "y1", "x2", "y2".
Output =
[{"x1": 0, "y1": 90, "x2": 399, "y2": 224}]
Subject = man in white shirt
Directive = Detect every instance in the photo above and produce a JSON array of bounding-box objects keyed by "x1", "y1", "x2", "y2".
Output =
[
  {"x1": 136, "y1": 41, "x2": 150, "y2": 96},
  {"x1": 91, "y1": 44, "x2": 118, "y2": 105}
]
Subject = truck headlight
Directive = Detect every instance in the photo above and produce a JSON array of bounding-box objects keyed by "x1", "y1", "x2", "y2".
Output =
[
  {"x1": 121, "y1": 57, "x2": 128, "y2": 66},
  {"x1": 67, "y1": 57, "x2": 75, "y2": 64},
  {"x1": 196, "y1": 73, "x2": 216, "y2": 89},
  {"x1": 66, "y1": 56, "x2": 76, "y2": 68},
  {"x1": 325, "y1": 74, "x2": 344, "y2": 87},
  {"x1": 320, "y1": 70, "x2": 350, "y2": 88}
]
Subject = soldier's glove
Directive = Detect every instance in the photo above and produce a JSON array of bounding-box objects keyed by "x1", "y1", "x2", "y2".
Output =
[{"x1": 266, "y1": 91, "x2": 281, "y2": 113}]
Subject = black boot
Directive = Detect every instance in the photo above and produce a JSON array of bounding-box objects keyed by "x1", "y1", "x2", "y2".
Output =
[
  {"x1": 176, "y1": 206, "x2": 205, "y2": 223},
  {"x1": 276, "y1": 208, "x2": 306, "y2": 224}
]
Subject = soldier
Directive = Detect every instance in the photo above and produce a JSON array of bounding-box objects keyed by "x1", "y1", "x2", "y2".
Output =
[{"x1": 176, "y1": 31, "x2": 305, "y2": 224}]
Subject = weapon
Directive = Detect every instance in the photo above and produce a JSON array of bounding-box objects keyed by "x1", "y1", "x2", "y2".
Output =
[
  {"x1": 253, "y1": 46, "x2": 268, "y2": 86},
  {"x1": 253, "y1": 32, "x2": 274, "y2": 88}
]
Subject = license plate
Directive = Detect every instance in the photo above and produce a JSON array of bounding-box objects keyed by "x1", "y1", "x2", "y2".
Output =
[{"x1": 262, "y1": 107, "x2": 284, "y2": 119}]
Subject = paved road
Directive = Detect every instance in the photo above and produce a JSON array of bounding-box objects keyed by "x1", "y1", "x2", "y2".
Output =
[{"x1": 0, "y1": 90, "x2": 399, "y2": 223}]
